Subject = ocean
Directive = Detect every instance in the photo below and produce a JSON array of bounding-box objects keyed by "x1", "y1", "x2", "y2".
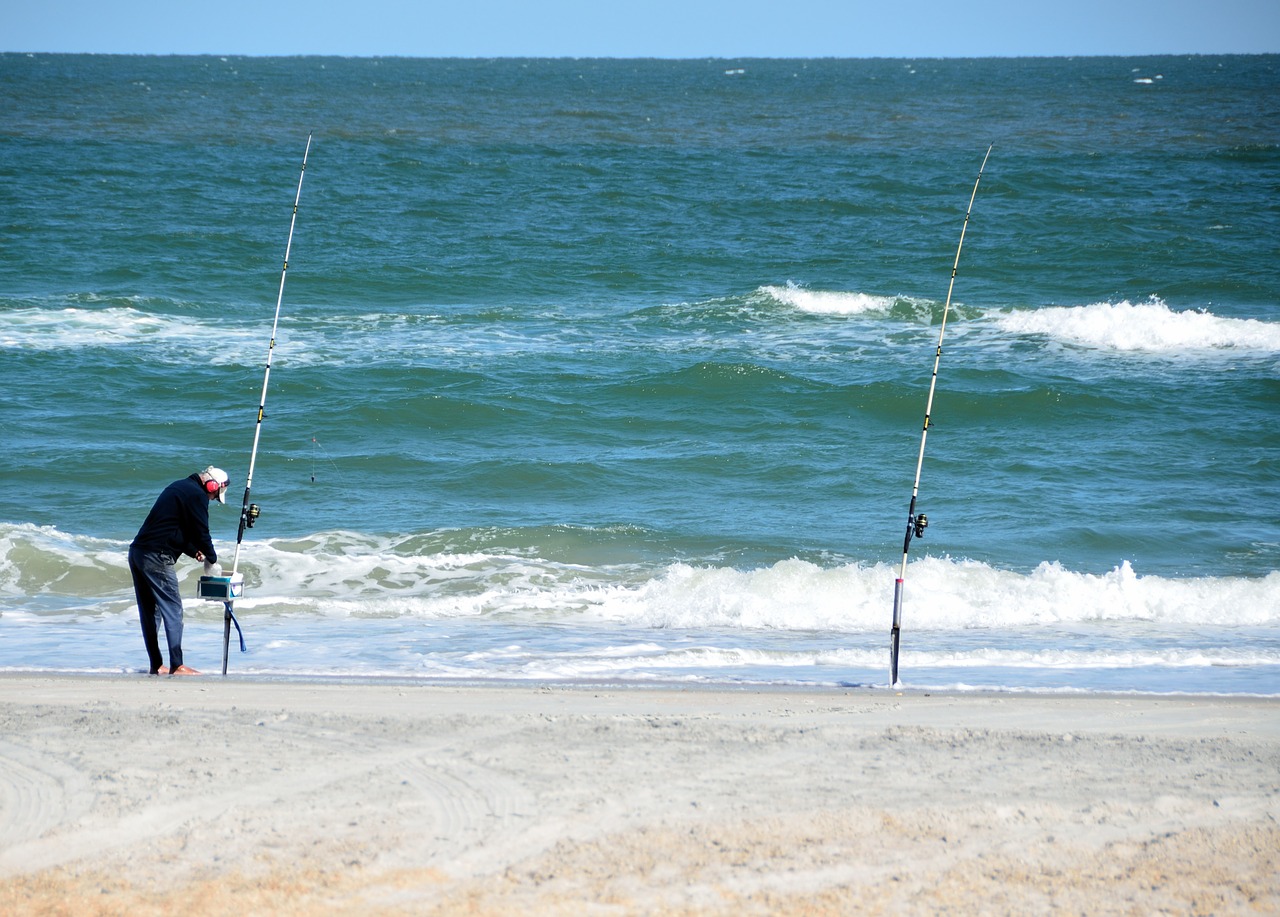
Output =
[{"x1": 2, "y1": 54, "x2": 1278, "y2": 693}]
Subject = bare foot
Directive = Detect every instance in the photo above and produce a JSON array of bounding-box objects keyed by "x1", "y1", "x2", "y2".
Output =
[
  {"x1": 170, "y1": 665, "x2": 201, "y2": 676},
  {"x1": 155, "y1": 666, "x2": 170, "y2": 675}
]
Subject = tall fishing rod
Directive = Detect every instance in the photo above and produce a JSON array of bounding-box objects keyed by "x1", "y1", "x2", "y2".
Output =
[
  {"x1": 889, "y1": 144, "x2": 991, "y2": 688},
  {"x1": 222, "y1": 133, "x2": 312, "y2": 676}
]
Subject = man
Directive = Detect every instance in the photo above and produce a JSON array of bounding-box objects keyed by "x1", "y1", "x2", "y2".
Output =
[{"x1": 129, "y1": 466, "x2": 229, "y2": 676}]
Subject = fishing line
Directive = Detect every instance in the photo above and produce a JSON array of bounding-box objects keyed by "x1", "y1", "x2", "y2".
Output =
[
  {"x1": 309, "y1": 435, "x2": 342, "y2": 484},
  {"x1": 209, "y1": 134, "x2": 312, "y2": 677},
  {"x1": 889, "y1": 144, "x2": 991, "y2": 689}
]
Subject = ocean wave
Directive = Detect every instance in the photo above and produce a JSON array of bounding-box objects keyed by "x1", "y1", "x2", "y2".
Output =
[
  {"x1": 16, "y1": 294, "x2": 1273, "y2": 372},
  {"x1": 604, "y1": 556, "x2": 1280, "y2": 630},
  {"x1": 4, "y1": 523, "x2": 1277, "y2": 631},
  {"x1": 758, "y1": 283, "x2": 900, "y2": 316},
  {"x1": 0, "y1": 303, "x2": 267, "y2": 361},
  {"x1": 994, "y1": 298, "x2": 1280, "y2": 353}
]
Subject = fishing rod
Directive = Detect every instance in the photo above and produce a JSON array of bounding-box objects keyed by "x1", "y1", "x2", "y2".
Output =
[
  {"x1": 889, "y1": 144, "x2": 991, "y2": 689},
  {"x1": 198, "y1": 134, "x2": 312, "y2": 676}
]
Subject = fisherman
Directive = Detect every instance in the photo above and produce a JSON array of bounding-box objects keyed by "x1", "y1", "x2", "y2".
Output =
[{"x1": 129, "y1": 466, "x2": 228, "y2": 676}]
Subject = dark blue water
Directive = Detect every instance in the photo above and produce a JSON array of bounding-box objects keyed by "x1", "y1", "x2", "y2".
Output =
[{"x1": 2, "y1": 55, "x2": 1278, "y2": 691}]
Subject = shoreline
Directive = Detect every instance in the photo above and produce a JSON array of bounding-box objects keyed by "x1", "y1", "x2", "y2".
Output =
[
  {"x1": 5, "y1": 668, "x2": 1280, "y2": 701},
  {"x1": 2, "y1": 674, "x2": 1277, "y2": 914}
]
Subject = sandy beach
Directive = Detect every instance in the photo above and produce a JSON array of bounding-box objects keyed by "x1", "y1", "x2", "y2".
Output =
[{"x1": 1, "y1": 675, "x2": 1276, "y2": 915}]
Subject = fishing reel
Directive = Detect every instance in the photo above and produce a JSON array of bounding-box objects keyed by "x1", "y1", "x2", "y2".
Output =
[
  {"x1": 911, "y1": 513, "x2": 928, "y2": 539},
  {"x1": 242, "y1": 503, "x2": 261, "y2": 529}
]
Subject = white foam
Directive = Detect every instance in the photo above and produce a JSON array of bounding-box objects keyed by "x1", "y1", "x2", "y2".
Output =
[
  {"x1": 759, "y1": 284, "x2": 899, "y2": 316},
  {"x1": 0, "y1": 305, "x2": 269, "y2": 363},
  {"x1": 595, "y1": 556, "x2": 1280, "y2": 631},
  {"x1": 4, "y1": 524, "x2": 1278, "y2": 632},
  {"x1": 0, "y1": 523, "x2": 129, "y2": 601},
  {"x1": 4, "y1": 522, "x2": 1275, "y2": 692},
  {"x1": 1, "y1": 305, "x2": 178, "y2": 349},
  {"x1": 994, "y1": 298, "x2": 1280, "y2": 353}
]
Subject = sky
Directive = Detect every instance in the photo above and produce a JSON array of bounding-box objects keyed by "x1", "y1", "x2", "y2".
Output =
[{"x1": 3, "y1": 0, "x2": 1278, "y2": 58}]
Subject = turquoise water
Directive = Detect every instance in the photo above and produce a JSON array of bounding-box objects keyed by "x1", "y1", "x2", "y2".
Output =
[{"x1": 2, "y1": 54, "x2": 1278, "y2": 692}]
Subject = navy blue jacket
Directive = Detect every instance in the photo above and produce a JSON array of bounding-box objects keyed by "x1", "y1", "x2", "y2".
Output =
[{"x1": 130, "y1": 474, "x2": 218, "y2": 564}]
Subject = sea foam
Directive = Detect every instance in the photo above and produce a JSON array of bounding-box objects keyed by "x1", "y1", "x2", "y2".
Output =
[
  {"x1": 758, "y1": 284, "x2": 900, "y2": 316},
  {"x1": 0, "y1": 304, "x2": 268, "y2": 361},
  {"x1": 994, "y1": 298, "x2": 1280, "y2": 353},
  {"x1": 5, "y1": 523, "x2": 1276, "y2": 632}
]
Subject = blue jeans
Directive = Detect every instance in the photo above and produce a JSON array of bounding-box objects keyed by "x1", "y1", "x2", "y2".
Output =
[{"x1": 129, "y1": 547, "x2": 184, "y2": 673}]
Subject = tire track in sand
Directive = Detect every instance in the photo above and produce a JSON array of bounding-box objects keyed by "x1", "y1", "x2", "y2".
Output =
[{"x1": 0, "y1": 739, "x2": 95, "y2": 867}]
